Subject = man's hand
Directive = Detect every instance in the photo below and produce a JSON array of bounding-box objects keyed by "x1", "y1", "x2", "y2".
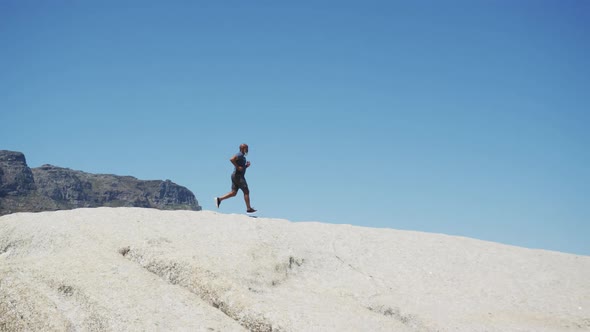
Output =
[{"x1": 246, "y1": 161, "x2": 251, "y2": 168}]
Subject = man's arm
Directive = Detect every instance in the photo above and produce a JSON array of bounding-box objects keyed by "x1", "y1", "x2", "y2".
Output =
[{"x1": 230, "y1": 155, "x2": 243, "y2": 171}]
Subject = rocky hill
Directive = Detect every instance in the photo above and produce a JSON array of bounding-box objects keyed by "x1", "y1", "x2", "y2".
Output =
[
  {"x1": 1, "y1": 208, "x2": 588, "y2": 331},
  {"x1": 0, "y1": 150, "x2": 201, "y2": 215}
]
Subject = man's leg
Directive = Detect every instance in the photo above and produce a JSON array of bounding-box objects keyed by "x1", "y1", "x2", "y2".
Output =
[
  {"x1": 217, "y1": 175, "x2": 239, "y2": 208},
  {"x1": 219, "y1": 190, "x2": 237, "y2": 202},
  {"x1": 243, "y1": 192, "x2": 252, "y2": 211},
  {"x1": 239, "y1": 177, "x2": 256, "y2": 213},
  {"x1": 216, "y1": 190, "x2": 236, "y2": 208}
]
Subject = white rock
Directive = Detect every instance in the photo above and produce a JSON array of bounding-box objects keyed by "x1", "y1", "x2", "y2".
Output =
[{"x1": 1, "y1": 207, "x2": 589, "y2": 331}]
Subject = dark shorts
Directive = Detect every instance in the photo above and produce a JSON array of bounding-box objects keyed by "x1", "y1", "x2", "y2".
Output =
[{"x1": 231, "y1": 173, "x2": 249, "y2": 193}]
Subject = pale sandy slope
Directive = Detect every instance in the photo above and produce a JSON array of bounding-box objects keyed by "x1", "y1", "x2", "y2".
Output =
[{"x1": 0, "y1": 208, "x2": 588, "y2": 332}]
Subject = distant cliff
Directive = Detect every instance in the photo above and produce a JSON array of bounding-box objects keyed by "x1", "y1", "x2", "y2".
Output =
[{"x1": 0, "y1": 150, "x2": 201, "y2": 215}]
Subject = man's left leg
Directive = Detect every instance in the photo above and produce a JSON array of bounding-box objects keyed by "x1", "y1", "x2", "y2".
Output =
[{"x1": 239, "y1": 177, "x2": 256, "y2": 213}]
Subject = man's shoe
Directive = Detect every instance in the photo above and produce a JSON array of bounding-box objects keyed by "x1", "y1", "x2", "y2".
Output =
[
  {"x1": 246, "y1": 208, "x2": 257, "y2": 214},
  {"x1": 215, "y1": 197, "x2": 220, "y2": 208}
]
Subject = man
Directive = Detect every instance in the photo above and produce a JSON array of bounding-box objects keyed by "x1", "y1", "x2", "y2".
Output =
[{"x1": 215, "y1": 143, "x2": 257, "y2": 214}]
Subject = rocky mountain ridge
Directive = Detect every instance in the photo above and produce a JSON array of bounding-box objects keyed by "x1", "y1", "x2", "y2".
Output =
[{"x1": 0, "y1": 150, "x2": 201, "y2": 215}]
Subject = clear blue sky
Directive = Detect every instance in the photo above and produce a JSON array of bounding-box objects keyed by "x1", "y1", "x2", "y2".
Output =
[{"x1": 1, "y1": 1, "x2": 589, "y2": 255}]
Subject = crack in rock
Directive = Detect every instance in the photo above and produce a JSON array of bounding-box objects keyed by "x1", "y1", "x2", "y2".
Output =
[
  {"x1": 119, "y1": 246, "x2": 283, "y2": 332},
  {"x1": 271, "y1": 256, "x2": 304, "y2": 287},
  {"x1": 367, "y1": 304, "x2": 428, "y2": 331}
]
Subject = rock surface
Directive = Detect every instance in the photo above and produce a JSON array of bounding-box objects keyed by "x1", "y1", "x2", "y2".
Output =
[
  {"x1": 0, "y1": 150, "x2": 201, "y2": 215},
  {"x1": 0, "y1": 151, "x2": 36, "y2": 197},
  {"x1": 1, "y1": 208, "x2": 589, "y2": 331}
]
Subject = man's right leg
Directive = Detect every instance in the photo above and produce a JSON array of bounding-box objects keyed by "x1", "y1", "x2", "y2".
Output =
[
  {"x1": 217, "y1": 189, "x2": 237, "y2": 208},
  {"x1": 216, "y1": 175, "x2": 239, "y2": 208},
  {"x1": 219, "y1": 190, "x2": 237, "y2": 202}
]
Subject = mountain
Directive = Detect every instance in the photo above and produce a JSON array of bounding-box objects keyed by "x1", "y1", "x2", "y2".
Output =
[
  {"x1": 0, "y1": 150, "x2": 201, "y2": 215},
  {"x1": 1, "y1": 208, "x2": 588, "y2": 331}
]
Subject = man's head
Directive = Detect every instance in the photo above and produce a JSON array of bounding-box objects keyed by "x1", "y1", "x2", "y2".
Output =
[{"x1": 240, "y1": 144, "x2": 249, "y2": 156}]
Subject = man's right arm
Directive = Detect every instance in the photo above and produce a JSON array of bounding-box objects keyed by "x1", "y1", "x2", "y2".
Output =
[{"x1": 230, "y1": 155, "x2": 242, "y2": 171}]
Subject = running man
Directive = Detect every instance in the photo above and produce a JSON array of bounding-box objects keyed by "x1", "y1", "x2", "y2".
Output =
[{"x1": 215, "y1": 144, "x2": 257, "y2": 214}]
